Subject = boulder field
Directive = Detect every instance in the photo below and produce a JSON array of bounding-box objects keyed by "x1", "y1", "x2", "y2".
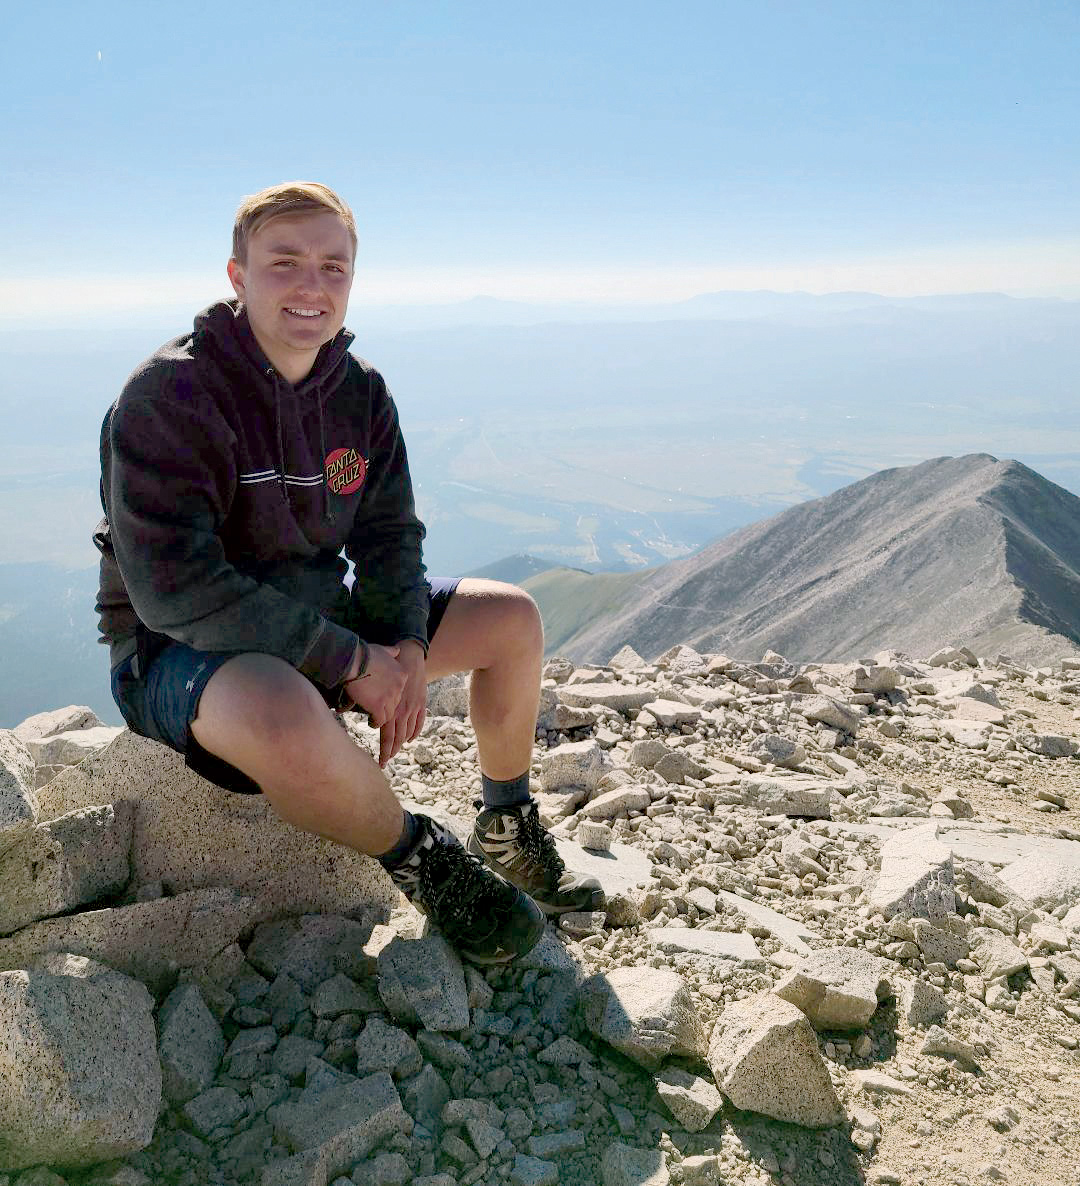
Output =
[{"x1": 0, "y1": 642, "x2": 1078, "y2": 1185}]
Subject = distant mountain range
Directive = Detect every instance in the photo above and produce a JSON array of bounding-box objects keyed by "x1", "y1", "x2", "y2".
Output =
[
  {"x1": 520, "y1": 454, "x2": 1080, "y2": 666},
  {"x1": 5, "y1": 289, "x2": 1079, "y2": 576}
]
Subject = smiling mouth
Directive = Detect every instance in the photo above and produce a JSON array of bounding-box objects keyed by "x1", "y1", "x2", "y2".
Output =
[{"x1": 284, "y1": 307, "x2": 326, "y2": 318}]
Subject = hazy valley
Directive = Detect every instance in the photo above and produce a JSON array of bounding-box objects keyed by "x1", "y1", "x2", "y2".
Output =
[
  {"x1": 3, "y1": 290, "x2": 1079, "y2": 576},
  {"x1": 2, "y1": 290, "x2": 1078, "y2": 726}
]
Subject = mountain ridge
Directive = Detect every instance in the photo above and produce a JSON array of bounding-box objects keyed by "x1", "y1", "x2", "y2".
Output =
[{"x1": 530, "y1": 454, "x2": 1080, "y2": 665}]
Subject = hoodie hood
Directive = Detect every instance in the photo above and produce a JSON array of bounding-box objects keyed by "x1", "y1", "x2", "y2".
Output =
[
  {"x1": 193, "y1": 299, "x2": 355, "y2": 517},
  {"x1": 193, "y1": 298, "x2": 355, "y2": 403}
]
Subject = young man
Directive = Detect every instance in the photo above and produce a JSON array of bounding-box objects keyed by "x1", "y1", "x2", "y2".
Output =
[{"x1": 95, "y1": 181, "x2": 601, "y2": 966}]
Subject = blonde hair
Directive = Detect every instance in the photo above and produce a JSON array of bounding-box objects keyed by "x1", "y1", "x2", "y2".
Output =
[{"x1": 232, "y1": 181, "x2": 357, "y2": 263}]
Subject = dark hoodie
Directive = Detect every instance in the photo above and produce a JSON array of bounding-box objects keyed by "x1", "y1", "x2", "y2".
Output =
[{"x1": 94, "y1": 300, "x2": 429, "y2": 691}]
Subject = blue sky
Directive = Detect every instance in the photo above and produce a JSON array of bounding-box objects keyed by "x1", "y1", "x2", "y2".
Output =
[{"x1": 3, "y1": 0, "x2": 1078, "y2": 318}]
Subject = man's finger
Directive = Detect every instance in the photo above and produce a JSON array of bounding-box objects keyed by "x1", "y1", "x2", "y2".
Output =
[
  {"x1": 388, "y1": 702, "x2": 417, "y2": 763},
  {"x1": 394, "y1": 707, "x2": 414, "y2": 760},
  {"x1": 380, "y1": 720, "x2": 397, "y2": 767},
  {"x1": 392, "y1": 717, "x2": 405, "y2": 762}
]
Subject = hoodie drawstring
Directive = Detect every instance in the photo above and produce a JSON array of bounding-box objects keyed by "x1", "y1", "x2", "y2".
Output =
[
  {"x1": 317, "y1": 395, "x2": 330, "y2": 522},
  {"x1": 269, "y1": 368, "x2": 288, "y2": 502},
  {"x1": 269, "y1": 365, "x2": 332, "y2": 522}
]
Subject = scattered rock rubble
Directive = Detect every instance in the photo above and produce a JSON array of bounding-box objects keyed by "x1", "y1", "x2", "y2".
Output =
[{"x1": 1, "y1": 642, "x2": 1080, "y2": 1185}]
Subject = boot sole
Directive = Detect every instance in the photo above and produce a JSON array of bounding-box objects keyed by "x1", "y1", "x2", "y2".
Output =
[{"x1": 532, "y1": 886, "x2": 607, "y2": 917}]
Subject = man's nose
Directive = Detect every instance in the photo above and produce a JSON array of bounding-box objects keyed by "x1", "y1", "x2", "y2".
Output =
[{"x1": 294, "y1": 264, "x2": 323, "y2": 292}]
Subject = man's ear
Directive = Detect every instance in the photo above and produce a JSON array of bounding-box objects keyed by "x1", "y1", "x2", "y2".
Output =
[{"x1": 226, "y1": 257, "x2": 245, "y2": 301}]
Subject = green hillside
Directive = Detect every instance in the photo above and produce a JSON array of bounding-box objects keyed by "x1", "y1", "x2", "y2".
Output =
[
  {"x1": 463, "y1": 553, "x2": 557, "y2": 585},
  {"x1": 522, "y1": 566, "x2": 652, "y2": 655}
]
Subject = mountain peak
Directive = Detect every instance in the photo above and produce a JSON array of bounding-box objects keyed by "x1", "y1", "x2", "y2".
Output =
[{"x1": 549, "y1": 455, "x2": 1080, "y2": 665}]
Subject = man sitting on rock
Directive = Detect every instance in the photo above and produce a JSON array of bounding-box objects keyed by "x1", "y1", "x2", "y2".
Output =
[{"x1": 94, "y1": 180, "x2": 601, "y2": 965}]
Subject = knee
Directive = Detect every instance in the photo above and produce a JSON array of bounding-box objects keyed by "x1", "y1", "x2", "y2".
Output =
[{"x1": 492, "y1": 584, "x2": 544, "y2": 657}]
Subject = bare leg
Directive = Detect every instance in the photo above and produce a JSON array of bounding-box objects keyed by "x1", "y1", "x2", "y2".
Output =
[
  {"x1": 188, "y1": 579, "x2": 542, "y2": 852},
  {"x1": 189, "y1": 634, "x2": 549, "y2": 964},
  {"x1": 427, "y1": 579, "x2": 602, "y2": 914},
  {"x1": 190, "y1": 653, "x2": 404, "y2": 855},
  {"x1": 425, "y1": 578, "x2": 544, "y2": 779}
]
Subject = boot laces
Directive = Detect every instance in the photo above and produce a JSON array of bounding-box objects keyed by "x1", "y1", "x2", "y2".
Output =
[
  {"x1": 518, "y1": 806, "x2": 566, "y2": 882},
  {"x1": 415, "y1": 839, "x2": 517, "y2": 942}
]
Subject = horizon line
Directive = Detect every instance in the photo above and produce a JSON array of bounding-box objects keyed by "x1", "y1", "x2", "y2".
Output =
[
  {"x1": 3, "y1": 235, "x2": 1080, "y2": 323},
  {"x1": 1, "y1": 281, "x2": 1078, "y2": 332}
]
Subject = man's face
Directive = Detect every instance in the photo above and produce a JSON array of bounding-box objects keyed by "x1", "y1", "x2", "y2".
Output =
[{"x1": 227, "y1": 210, "x2": 355, "y2": 383}]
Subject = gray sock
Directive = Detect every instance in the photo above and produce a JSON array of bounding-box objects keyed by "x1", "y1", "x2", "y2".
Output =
[
  {"x1": 481, "y1": 771, "x2": 531, "y2": 809},
  {"x1": 377, "y1": 810, "x2": 421, "y2": 868}
]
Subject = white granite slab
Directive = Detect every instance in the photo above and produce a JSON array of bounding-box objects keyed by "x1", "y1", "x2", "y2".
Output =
[
  {"x1": 715, "y1": 890, "x2": 819, "y2": 955},
  {"x1": 648, "y1": 926, "x2": 763, "y2": 963}
]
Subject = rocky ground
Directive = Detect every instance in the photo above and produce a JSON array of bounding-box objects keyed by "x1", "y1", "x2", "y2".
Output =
[{"x1": 3, "y1": 641, "x2": 1080, "y2": 1186}]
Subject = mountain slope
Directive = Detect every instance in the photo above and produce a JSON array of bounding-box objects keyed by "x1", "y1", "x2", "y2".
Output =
[
  {"x1": 549, "y1": 454, "x2": 1080, "y2": 665},
  {"x1": 521, "y1": 566, "x2": 650, "y2": 654}
]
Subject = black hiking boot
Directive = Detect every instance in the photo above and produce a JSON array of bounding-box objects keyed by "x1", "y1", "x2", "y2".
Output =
[
  {"x1": 467, "y1": 798, "x2": 606, "y2": 916},
  {"x1": 386, "y1": 813, "x2": 546, "y2": 965}
]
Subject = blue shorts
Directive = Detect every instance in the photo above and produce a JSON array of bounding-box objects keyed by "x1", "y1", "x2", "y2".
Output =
[{"x1": 110, "y1": 577, "x2": 460, "y2": 795}]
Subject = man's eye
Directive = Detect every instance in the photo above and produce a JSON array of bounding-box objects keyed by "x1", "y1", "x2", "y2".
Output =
[{"x1": 274, "y1": 260, "x2": 295, "y2": 267}]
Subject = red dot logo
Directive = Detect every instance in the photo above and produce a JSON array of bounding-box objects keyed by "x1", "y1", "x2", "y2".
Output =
[{"x1": 325, "y1": 447, "x2": 367, "y2": 495}]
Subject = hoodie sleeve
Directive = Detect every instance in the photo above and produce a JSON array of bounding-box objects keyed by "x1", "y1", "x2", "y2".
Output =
[
  {"x1": 104, "y1": 368, "x2": 359, "y2": 688},
  {"x1": 345, "y1": 374, "x2": 431, "y2": 648}
]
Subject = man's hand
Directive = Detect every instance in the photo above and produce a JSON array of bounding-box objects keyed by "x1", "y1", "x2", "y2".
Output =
[
  {"x1": 341, "y1": 640, "x2": 427, "y2": 767},
  {"x1": 343, "y1": 644, "x2": 407, "y2": 755},
  {"x1": 378, "y1": 639, "x2": 427, "y2": 767}
]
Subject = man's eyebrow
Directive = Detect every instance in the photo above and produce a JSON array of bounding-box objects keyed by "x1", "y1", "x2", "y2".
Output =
[{"x1": 266, "y1": 244, "x2": 351, "y2": 263}]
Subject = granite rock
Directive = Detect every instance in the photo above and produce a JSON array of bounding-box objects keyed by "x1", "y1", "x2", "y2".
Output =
[
  {"x1": 601, "y1": 1142, "x2": 670, "y2": 1186},
  {"x1": 35, "y1": 730, "x2": 396, "y2": 926},
  {"x1": 774, "y1": 948, "x2": 889, "y2": 1031},
  {"x1": 581, "y1": 966, "x2": 707, "y2": 1071},
  {"x1": 0, "y1": 730, "x2": 37, "y2": 861},
  {"x1": 868, "y1": 825, "x2": 956, "y2": 920},
  {"x1": 707, "y1": 992, "x2": 845, "y2": 1128},
  {"x1": 654, "y1": 1067, "x2": 723, "y2": 1132},
  {"x1": 376, "y1": 934, "x2": 470, "y2": 1032},
  {"x1": 157, "y1": 981, "x2": 225, "y2": 1103},
  {"x1": 0, "y1": 803, "x2": 134, "y2": 936},
  {"x1": 0, "y1": 962, "x2": 160, "y2": 1170}
]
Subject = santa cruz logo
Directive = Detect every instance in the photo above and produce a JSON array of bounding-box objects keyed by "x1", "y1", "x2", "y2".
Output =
[{"x1": 324, "y1": 447, "x2": 367, "y2": 495}]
